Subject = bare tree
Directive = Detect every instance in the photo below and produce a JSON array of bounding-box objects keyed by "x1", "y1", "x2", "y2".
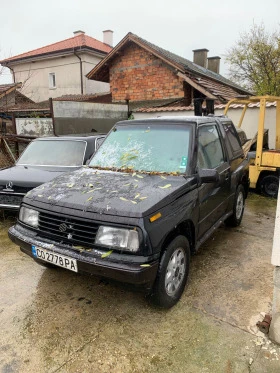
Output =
[{"x1": 225, "y1": 23, "x2": 280, "y2": 95}]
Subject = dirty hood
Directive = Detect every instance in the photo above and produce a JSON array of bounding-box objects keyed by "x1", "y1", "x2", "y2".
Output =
[
  {"x1": 25, "y1": 168, "x2": 197, "y2": 218},
  {"x1": 0, "y1": 165, "x2": 80, "y2": 190}
]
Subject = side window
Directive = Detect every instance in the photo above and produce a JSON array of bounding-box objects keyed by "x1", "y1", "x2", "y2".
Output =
[
  {"x1": 49, "y1": 73, "x2": 56, "y2": 89},
  {"x1": 198, "y1": 125, "x2": 225, "y2": 169},
  {"x1": 222, "y1": 122, "x2": 242, "y2": 154},
  {"x1": 96, "y1": 137, "x2": 105, "y2": 150}
]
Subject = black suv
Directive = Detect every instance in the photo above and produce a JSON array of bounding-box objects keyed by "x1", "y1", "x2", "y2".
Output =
[{"x1": 9, "y1": 117, "x2": 249, "y2": 308}]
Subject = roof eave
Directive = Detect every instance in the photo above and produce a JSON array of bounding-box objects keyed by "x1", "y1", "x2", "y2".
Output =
[
  {"x1": 1, "y1": 46, "x2": 109, "y2": 66},
  {"x1": 0, "y1": 83, "x2": 22, "y2": 99}
]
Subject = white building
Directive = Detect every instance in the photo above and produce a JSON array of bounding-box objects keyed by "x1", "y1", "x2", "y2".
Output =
[{"x1": 0, "y1": 30, "x2": 113, "y2": 103}]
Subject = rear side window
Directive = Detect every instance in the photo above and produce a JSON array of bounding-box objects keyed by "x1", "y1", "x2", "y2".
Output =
[
  {"x1": 222, "y1": 122, "x2": 242, "y2": 157},
  {"x1": 96, "y1": 137, "x2": 105, "y2": 150}
]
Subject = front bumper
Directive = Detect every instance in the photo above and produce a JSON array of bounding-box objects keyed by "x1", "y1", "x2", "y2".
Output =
[{"x1": 9, "y1": 224, "x2": 159, "y2": 287}]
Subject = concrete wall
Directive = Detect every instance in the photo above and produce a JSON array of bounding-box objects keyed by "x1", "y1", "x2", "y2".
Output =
[
  {"x1": 216, "y1": 107, "x2": 276, "y2": 149},
  {"x1": 53, "y1": 101, "x2": 128, "y2": 135},
  {"x1": 133, "y1": 106, "x2": 277, "y2": 149},
  {"x1": 16, "y1": 118, "x2": 53, "y2": 137},
  {"x1": 12, "y1": 52, "x2": 108, "y2": 103}
]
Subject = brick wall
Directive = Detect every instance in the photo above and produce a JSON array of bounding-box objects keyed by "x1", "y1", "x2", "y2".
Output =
[{"x1": 110, "y1": 43, "x2": 185, "y2": 102}]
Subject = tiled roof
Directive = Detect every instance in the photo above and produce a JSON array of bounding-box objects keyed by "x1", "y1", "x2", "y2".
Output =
[
  {"x1": 135, "y1": 101, "x2": 277, "y2": 113},
  {"x1": 4, "y1": 100, "x2": 50, "y2": 113},
  {"x1": 127, "y1": 98, "x2": 183, "y2": 111},
  {"x1": 131, "y1": 34, "x2": 250, "y2": 94},
  {"x1": 187, "y1": 75, "x2": 246, "y2": 101},
  {"x1": 215, "y1": 101, "x2": 277, "y2": 109},
  {"x1": 53, "y1": 92, "x2": 112, "y2": 102},
  {"x1": 0, "y1": 33, "x2": 112, "y2": 64},
  {"x1": 0, "y1": 83, "x2": 22, "y2": 98},
  {"x1": 87, "y1": 32, "x2": 251, "y2": 98},
  {"x1": 15, "y1": 90, "x2": 34, "y2": 104}
]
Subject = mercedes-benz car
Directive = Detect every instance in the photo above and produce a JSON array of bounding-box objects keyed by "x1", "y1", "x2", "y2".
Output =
[{"x1": 0, "y1": 134, "x2": 105, "y2": 210}]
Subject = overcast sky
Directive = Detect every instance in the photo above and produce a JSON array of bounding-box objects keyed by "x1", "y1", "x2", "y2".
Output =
[{"x1": 0, "y1": 0, "x2": 279, "y2": 84}]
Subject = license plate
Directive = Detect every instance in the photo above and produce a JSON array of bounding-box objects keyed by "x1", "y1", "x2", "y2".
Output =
[{"x1": 32, "y1": 245, "x2": 78, "y2": 272}]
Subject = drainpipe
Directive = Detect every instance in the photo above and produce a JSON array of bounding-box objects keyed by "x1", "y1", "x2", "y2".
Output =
[
  {"x1": 73, "y1": 50, "x2": 84, "y2": 95},
  {"x1": 9, "y1": 66, "x2": 16, "y2": 83}
]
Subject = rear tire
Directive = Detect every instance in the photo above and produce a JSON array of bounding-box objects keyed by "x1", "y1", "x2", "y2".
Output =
[
  {"x1": 225, "y1": 185, "x2": 245, "y2": 227},
  {"x1": 150, "y1": 235, "x2": 190, "y2": 309},
  {"x1": 259, "y1": 174, "x2": 279, "y2": 198}
]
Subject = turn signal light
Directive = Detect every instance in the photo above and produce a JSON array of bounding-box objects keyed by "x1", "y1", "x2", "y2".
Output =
[{"x1": 149, "y1": 212, "x2": 162, "y2": 223}]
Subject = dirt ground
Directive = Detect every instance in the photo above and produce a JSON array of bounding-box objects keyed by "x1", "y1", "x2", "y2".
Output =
[{"x1": 0, "y1": 193, "x2": 280, "y2": 373}]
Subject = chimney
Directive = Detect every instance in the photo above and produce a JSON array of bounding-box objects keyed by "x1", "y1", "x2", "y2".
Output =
[
  {"x1": 103, "y1": 30, "x2": 113, "y2": 47},
  {"x1": 73, "y1": 30, "x2": 85, "y2": 36},
  {"x1": 193, "y1": 48, "x2": 209, "y2": 68},
  {"x1": 207, "y1": 56, "x2": 221, "y2": 74}
]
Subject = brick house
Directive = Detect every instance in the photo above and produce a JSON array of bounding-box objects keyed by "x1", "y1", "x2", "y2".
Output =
[
  {"x1": 0, "y1": 31, "x2": 113, "y2": 103},
  {"x1": 87, "y1": 32, "x2": 251, "y2": 112}
]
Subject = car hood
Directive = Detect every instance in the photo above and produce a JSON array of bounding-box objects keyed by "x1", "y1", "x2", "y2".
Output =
[
  {"x1": 0, "y1": 165, "x2": 80, "y2": 190},
  {"x1": 24, "y1": 168, "x2": 197, "y2": 218}
]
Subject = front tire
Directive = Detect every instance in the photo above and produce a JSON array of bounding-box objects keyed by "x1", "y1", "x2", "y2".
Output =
[
  {"x1": 151, "y1": 235, "x2": 190, "y2": 309},
  {"x1": 225, "y1": 184, "x2": 245, "y2": 227}
]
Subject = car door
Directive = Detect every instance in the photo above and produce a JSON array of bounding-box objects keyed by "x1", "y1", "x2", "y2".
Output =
[{"x1": 197, "y1": 123, "x2": 231, "y2": 238}]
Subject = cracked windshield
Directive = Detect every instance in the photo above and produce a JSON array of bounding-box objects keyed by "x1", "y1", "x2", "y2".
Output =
[{"x1": 90, "y1": 124, "x2": 192, "y2": 173}]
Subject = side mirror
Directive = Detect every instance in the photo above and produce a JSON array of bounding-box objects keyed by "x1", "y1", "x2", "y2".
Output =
[{"x1": 199, "y1": 169, "x2": 219, "y2": 183}]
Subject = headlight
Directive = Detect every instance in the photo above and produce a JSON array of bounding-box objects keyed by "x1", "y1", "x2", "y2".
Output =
[
  {"x1": 19, "y1": 206, "x2": 39, "y2": 228},
  {"x1": 95, "y1": 226, "x2": 139, "y2": 252}
]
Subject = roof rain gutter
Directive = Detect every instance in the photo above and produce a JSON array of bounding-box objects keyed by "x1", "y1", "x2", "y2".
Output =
[{"x1": 73, "y1": 49, "x2": 83, "y2": 95}]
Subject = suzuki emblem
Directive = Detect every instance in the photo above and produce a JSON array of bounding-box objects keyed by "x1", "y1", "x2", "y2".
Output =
[{"x1": 59, "y1": 223, "x2": 68, "y2": 232}]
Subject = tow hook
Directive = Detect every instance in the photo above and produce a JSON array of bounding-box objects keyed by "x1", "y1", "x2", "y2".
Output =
[{"x1": 256, "y1": 314, "x2": 272, "y2": 334}]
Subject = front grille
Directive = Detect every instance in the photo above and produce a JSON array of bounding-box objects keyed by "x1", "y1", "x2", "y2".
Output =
[
  {"x1": 38, "y1": 211, "x2": 99, "y2": 248},
  {"x1": 0, "y1": 194, "x2": 24, "y2": 206}
]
